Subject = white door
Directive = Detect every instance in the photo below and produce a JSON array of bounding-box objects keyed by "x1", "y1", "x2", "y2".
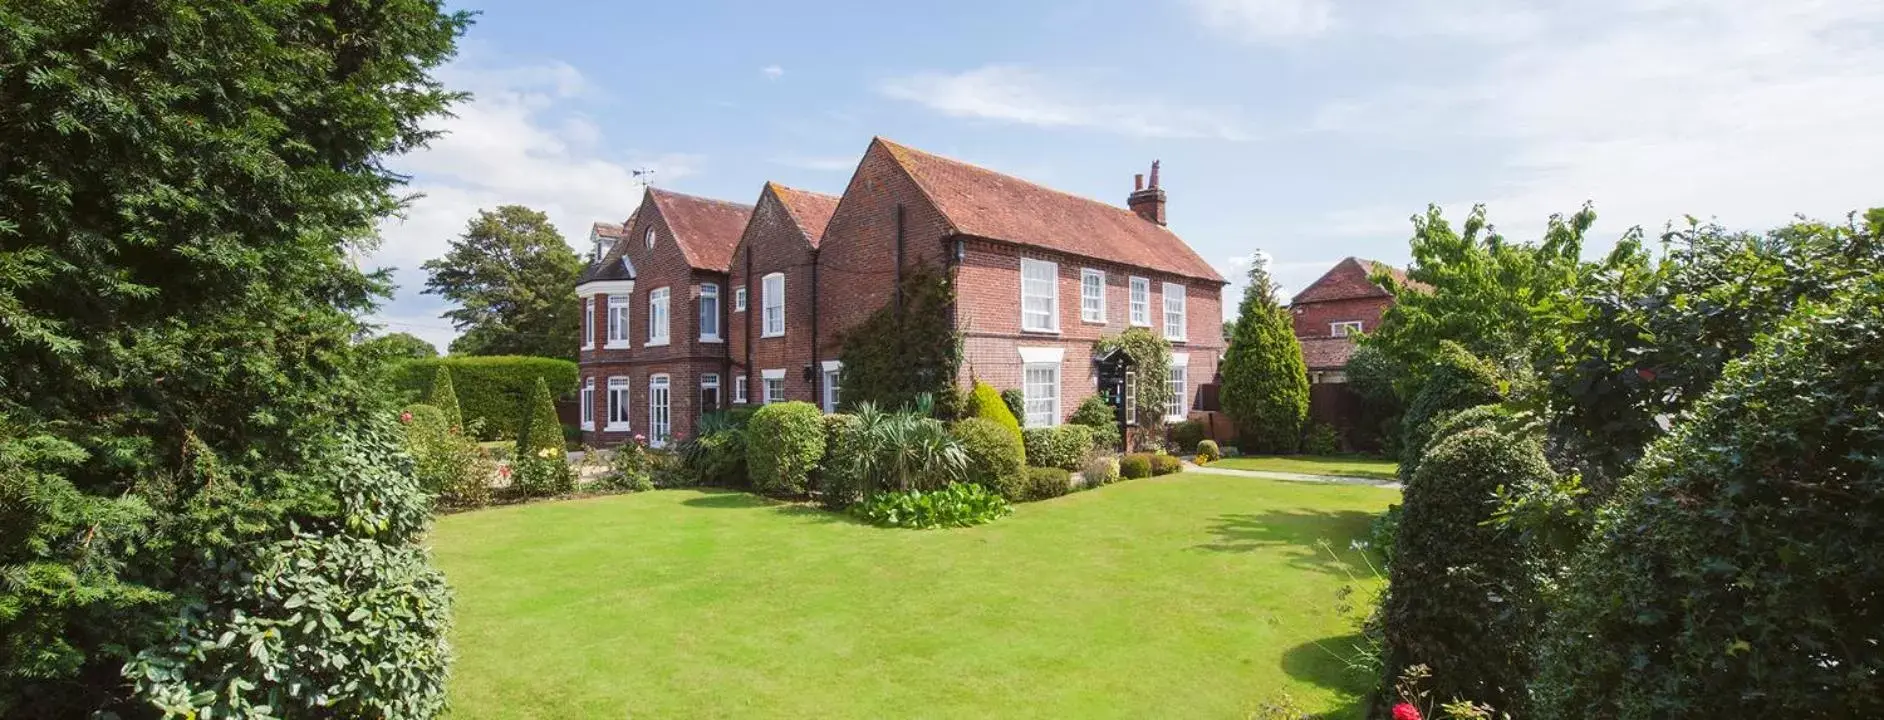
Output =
[
  {"x1": 823, "y1": 369, "x2": 841, "y2": 413},
  {"x1": 649, "y1": 375, "x2": 671, "y2": 447}
]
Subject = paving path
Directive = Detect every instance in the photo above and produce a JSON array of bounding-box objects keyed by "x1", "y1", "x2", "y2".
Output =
[{"x1": 1182, "y1": 460, "x2": 1402, "y2": 490}]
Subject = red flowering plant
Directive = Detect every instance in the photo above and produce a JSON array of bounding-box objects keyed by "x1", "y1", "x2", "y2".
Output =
[
  {"x1": 1390, "y1": 664, "x2": 1502, "y2": 720},
  {"x1": 399, "y1": 411, "x2": 413, "y2": 424}
]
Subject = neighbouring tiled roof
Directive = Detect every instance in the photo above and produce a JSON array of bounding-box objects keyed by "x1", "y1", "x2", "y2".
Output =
[
  {"x1": 767, "y1": 182, "x2": 841, "y2": 248},
  {"x1": 1300, "y1": 336, "x2": 1358, "y2": 370},
  {"x1": 649, "y1": 187, "x2": 753, "y2": 272},
  {"x1": 1291, "y1": 257, "x2": 1418, "y2": 305},
  {"x1": 875, "y1": 138, "x2": 1226, "y2": 284},
  {"x1": 579, "y1": 215, "x2": 637, "y2": 284}
]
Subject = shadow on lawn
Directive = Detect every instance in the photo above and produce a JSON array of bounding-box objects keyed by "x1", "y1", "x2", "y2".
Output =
[
  {"x1": 1279, "y1": 632, "x2": 1375, "y2": 720},
  {"x1": 1191, "y1": 509, "x2": 1376, "y2": 575},
  {"x1": 680, "y1": 489, "x2": 866, "y2": 526}
]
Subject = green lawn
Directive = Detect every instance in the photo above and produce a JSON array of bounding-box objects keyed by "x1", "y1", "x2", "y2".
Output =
[
  {"x1": 1209, "y1": 455, "x2": 1400, "y2": 481},
  {"x1": 431, "y1": 474, "x2": 1397, "y2": 718}
]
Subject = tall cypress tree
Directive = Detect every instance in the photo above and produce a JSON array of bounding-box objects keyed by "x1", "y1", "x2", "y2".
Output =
[
  {"x1": 1219, "y1": 254, "x2": 1311, "y2": 453},
  {"x1": 427, "y1": 365, "x2": 464, "y2": 430}
]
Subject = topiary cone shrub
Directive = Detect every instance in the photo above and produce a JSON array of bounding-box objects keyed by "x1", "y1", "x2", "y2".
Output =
[
  {"x1": 1380, "y1": 425, "x2": 1553, "y2": 718},
  {"x1": 426, "y1": 365, "x2": 463, "y2": 431},
  {"x1": 516, "y1": 376, "x2": 564, "y2": 456},
  {"x1": 1533, "y1": 282, "x2": 1884, "y2": 718},
  {"x1": 747, "y1": 401, "x2": 826, "y2": 496}
]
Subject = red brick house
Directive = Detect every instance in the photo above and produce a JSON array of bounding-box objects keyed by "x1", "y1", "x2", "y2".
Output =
[
  {"x1": 1289, "y1": 256, "x2": 1410, "y2": 383},
  {"x1": 576, "y1": 186, "x2": 751, "y2": 447},
  {"x1": 578, "y1": 137, "x2": 1226, "y2": 445}
]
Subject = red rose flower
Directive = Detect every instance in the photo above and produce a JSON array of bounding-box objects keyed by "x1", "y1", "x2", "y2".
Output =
[
  {"x1": 1392, "y1": 703, "x2": 1422, "y2": 720},
  {"x1": 399, "y1": 411, "x2": 413, "y2": 424},
  {"x1": 1636, "y1": 367, "x2": 1658, "y2": 382}
]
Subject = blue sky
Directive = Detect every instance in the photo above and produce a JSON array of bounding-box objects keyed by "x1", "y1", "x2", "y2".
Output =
[{"x1": 367, "y1": 0, "x2": 1884, "y2": 349}]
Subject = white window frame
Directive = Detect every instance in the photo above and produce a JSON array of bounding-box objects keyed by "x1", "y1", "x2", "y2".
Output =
[
  {"x1": 734, "y1": 374, "x2": 749, "y2": 404},
  {"x1": 1023, "y1": 362, "x2": 1061, "y2": 427},
  {"x1": 1162, "y1": 281, "x2": 1187, "y2": 341},
  {"x1": 648, "y1": 374, "x2": 670, "y2": 447},
  {"x1": 579, "y1": 377, "x2": 595, "y2": 430},
  {"x1": 644, "y1": 227, "x2": 656, "y2": 250},
  {"x1": 1020, "y1": 258, "x2": 1059, "y2": 333},
  {"x1": 605, "y1": 376, "x2": 631, "y2": 431},
  {"x1": 734, "y1": 286, "x2": 747, "y2": 312},
  {"x1": 1331, "y1": 320, "x2": 1363, "y2": 338},
  {"x1": 761, "y1": 273, "x2": 785, "y2": 338},
  {"x1": 1080, "y1": 268, "x2": 1106, "y2": 324},
  {"x1": 646, "y1": 287, "x2": 670, "y2": 346},
  {"x1": 605, "y1": 294, "x2": 630, "y2": 348},
  {"x1": 762, "y1": 368, "x2": 785, "y2": 404},
  {"x1": 582, "y1": 297, "x2": 595, "y2": 350},
  {"x1": 700, "y1": 373, "x2": 720, "y2": 414},
  {"x1": 821, "y1": 360, "x2": 842, "y2": 413},
  {"x1": 1129, "y1": 276, "x2": 1150, "y2": 326},
  {"x1": 699, "y1": 283, "x2": 721, "y2": 342},
  {"x1": 1166, "y1": 353, "x2": 1190, "y2": 421}
]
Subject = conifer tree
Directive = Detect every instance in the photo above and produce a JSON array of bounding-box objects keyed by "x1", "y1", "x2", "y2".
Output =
[
  {"x1": 1219, "y1": 254, "x2": 1310, "y2": 453},
  {"x1": 427, "y1": 365, "x2": 464, "y2": 430}
]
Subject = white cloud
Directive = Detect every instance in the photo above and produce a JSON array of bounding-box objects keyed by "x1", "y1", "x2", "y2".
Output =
[
  {"x1": 364, "y1": 60, "x2": 698, "y2": 347},
  {"x1": 762, "y1": 65, "x2": 784, "y2": 79},
  {"x1": 879, "y1": 65, "x2": 1249, "y2": 140},
  {"x1": 1187, "y1": 0, "x2": 1335, "y2": 40},
  {"x1": 1311, "y1": 0, "x2": 1884, "y2": 242}
]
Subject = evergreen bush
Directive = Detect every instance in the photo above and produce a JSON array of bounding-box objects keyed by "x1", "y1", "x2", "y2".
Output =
[
  {"x1": 1081, "y1": 454, "x2": 1121, "y2": 488},
  {"x1": 836, "y1": 264, "x2": 962, "y2": 410},
  {"x1": 1302, "y1": 422, "x2": 1341, "y2": 455},
  {"x1": 952, "y1": 417, "x2": 1027, "y2": 500},
  {"x1": 1169, "y1": 419, "x2": 1207, "y2": 451},
  {"x1": 517, "y1": 376, "x2": 565, "y2": 456},
  {"x1": 1196, "y1": 439, "x2": 1222, "y2": 463},
  {"x1": 970, "y1": 380, "x2": 1022, "y2": 433},
  {"x1": 1533, "y1": 283, "x2": 1884, "y2": 718},
  {"x1": 746, "y1": 402, "x2": 827, "y2": 496},
  {"x1": 1022, "y1": 425, "x2": 1094, "y2": 470},
  {"x1": 1381, "y1": 426, "x2": 1553, "y2": 717},
  {"x1": 818, "y1": 414, "x2": 865, "y2": 508},
  {"x1": 400, "y1": 404, "x2": 493, "y2": 510},
  {"x1": 389, "y1": 356, "x2": 579, "y2": 440},
  {"x1": 1149, "y1": 453, "x2": 1183, "y2": 476},
  {"x1": 1120, "y1": 453, "x2": 1154, "y2": 479},
  {"x1": 426, "y1": 365, "x2": 463, "y2": 431},
  {"x1": 1397, "y1": 341, "x2": 1502, "y2": 483},
  {"x1": 678, "y1": 410, "x2": 748, "y2": 487},
  {"x1": 1219, "y1": 256, "x2": 1311, "y2": 453},
  {"x1": 1000, "y1": 389, "x2": 1027, "y2": 425},
  {"x1": 1021, "y1": 467, "x2": 1075, "y2": 501},
  {"x1": 1067, "y1": 394, "x2": 1121, "y2": 451}
]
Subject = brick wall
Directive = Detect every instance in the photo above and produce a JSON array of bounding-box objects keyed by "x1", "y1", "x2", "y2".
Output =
[
  {"x1": 729, "y1": 188, "x2": 822, "y2": 407},
  {"x1": 1290, "y1": 296, "x2": 1392, "y2": 339},
  {"x1": 814, "y1": 142, "x2": 954, "y2": 357}
]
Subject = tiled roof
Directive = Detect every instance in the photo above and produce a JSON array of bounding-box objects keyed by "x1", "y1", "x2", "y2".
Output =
[
  {"x1": 767, "y1": 182, "x2": 841, "y2": 248},
  {"x1": 875, "y1": 138, "x2": 1226, "y2": 284},
  {"x1": 1291, "y1": 257, "x2": 1415, "y2": 304},
  {"x1": 578, "y1": 214, "x2": 638, "y2": 284},
  {"x1": 592, "y1": 221, "x2": 626, "y2": 240},
  {"x1": 649, "y1": 187, "x2": 753, "y2": 272},
  {"x1": 1300, "y1": 336, "x2": 1358, "y2": 370}
]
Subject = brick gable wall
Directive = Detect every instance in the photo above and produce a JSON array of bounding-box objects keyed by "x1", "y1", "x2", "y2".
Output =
[
  {"x1": 729, "y1": 190, "x2": 821, "y2": 407},
  {"x1": 814, "y1": 142, "x2": 955, "y2": 359}
]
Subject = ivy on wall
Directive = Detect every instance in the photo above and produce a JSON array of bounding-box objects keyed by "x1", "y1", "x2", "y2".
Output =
[
  {"x1": 837, "y1": 263, "x2": 963, "y2": 411},
  {"x1": 1095, "y1": 327, "x2": 1173, "y2": 450}
]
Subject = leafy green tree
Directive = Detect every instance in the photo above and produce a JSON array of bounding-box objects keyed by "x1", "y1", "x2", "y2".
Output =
[
  {"x1": 426, "y1": 365, "x2": 463, "y2": 430},
  {"x1": 362, "y1": 331, "x2": 439, "y2": 360},
  {"x1": 423, "y1": 205, "x2": 583, "y2": 359},
  {"x1": 1218, "y1": 255, "x2": 1309, "y2": 453},
  {"x1": 0, "y1": 0, "x2": 466, "y2": 715}
]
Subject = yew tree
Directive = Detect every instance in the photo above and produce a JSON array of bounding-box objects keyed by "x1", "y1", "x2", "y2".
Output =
[{"x1": 1218, "y1": 254, "x2": 1309, "y2": 453}]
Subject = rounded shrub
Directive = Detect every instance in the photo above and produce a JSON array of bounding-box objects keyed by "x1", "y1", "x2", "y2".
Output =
[
  {"x1": 1301, "y1": 422, "x2": 1340, "y2": 455},
  {"x1": 1381, "y1": 426, "x2": 1553, "y2": 717},
  {"x1": 1195, "y1": 439, "x2": 1221, "y2": 463},
  {"x1": 1149, "y1": 453, "x2": 1183, "y2": 476},
  {"x1": 1120, "y1": 453, "x2": 1153, "y2": 479},
  {"x1": 951, "y1": 417, "x2": 1026, "y2": 501},
  {"x1": 1533, "y1": 285, "x2": 1884, "y2": 718},
  {"x1": 1398, "y1": 341, "x2": 1502, "y2": 483},
  {"x1": 1068, "y1": 394, "x2": 1115, "y2": 428},
  {"x1": 1168, "y1": 419, "x2": 1206, "y2": 452},
  {"x1": 1080, "y1": 454, "x2": 1120, "y2": 488},
  {"x1": 1022, "y1": 425, "x2": 1094, "y2": 471},
  {"x1": 969, "y1": 381, "x2": 1021, "y2": 433},
  {"x1": 1020, "y1": 466, "x2": 1073, "y2": 501},
  {"x1": 817, "y1": 413, "x2": 865, "y2": 509},
  {"x1": 746, "y1": 401, "x2": 826, "y2": 496}
]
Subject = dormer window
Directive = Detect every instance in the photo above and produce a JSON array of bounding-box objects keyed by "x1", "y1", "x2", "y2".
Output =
[{"x1": 1331, "y1": 320, "x2": 1363, "y2": 337}]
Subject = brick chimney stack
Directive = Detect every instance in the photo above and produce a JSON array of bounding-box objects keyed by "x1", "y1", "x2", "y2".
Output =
[{"x1": 1127, "y1": 160, "x2": 1166, "y2": 225}]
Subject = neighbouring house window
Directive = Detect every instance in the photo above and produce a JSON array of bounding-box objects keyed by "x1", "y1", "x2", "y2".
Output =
[
  {"x1": 605, "y1": 376, "x2": 631, "y2": 430},
  {"x1": 700, "y1": 284, "x2": 721, "y2": 341},
  {"x1": 645, "y1": 227, "x2": 656, "y2": 250},
  {"x1": 1023, "y1": 362, "x2": 1060, "y2": 427},
  {"x1": 1331, "y1": 320, "x2": 1363, "y2": 337},
  {"x1": 1021, "y1": 258, "x2": 1058, "y2": 332},
  {"x1": 764, "y1": 375, "x2": 785, "y2": 404},
  {"x1": 648, "y1": 374, "x2": 670, "y2": 446},
  {"x1": 1081, "y1": 268, "x2": 1106, "y2": 323},
  {"x1": 762, "y1": 273, "x2": 785, "y2": 337},
  {"x1": 1129, "y1": 276, "x2": 1150, "y2": 326},
  {"x1": 582, "y1": 297, "x2": 595, "y2": 350},
  {"x1": 579, "y1": 377, "x2": 594, "y2": 430},
  {"x1": 1167, "y1": 364, "x2": 1189, "y2": 421},
  {"x1": 700, "y1": 373, "x2": 720, "y2": 414},
  {"x1": 606, "y1": 295, "x2": 630, "y2": 346},
  {"x1": 734, "y1": 375, "x2": 748, "y2": 404},
  {"x1": 1162, "y1": 281, "x2": 1187, "y2": 341},
  {"x1": 822, "y1": 364, "x2": 841, "y2": 413},
  {"x1": 734, "y1": 286, "x2": 747, "y2": 312},
  {"x1": 647, "y1": 287, "x2": 670, "y2": 345}
]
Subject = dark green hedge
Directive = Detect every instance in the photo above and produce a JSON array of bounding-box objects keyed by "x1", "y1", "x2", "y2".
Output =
[
  {"x1": 388, "y1": 356, "x2": 577, "y2": 440},
  {"x1": 1398, "y1": 341, "x2": 1502, "y2": 483},
  {"x1": 953, "y1": 417, "x2": 1025, "y2": 500}
]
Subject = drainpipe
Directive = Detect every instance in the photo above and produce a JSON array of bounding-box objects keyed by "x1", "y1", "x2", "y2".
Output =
[
  {"x1": 810, "y1": 247, "x2": 821, "y2": 408},
  {"x1": 743, "y1": 243, "x2": 753, "y2": 404},
  {"x1": 893, "y1": 203, "x2": 905, "y2": 319}
]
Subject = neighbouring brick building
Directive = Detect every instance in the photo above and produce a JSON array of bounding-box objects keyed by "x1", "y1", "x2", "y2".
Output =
[
  {"x1": 577, "y1": 137, "x2": 1227, "y2": 446},
  {"x1": 1288, "y1": 257, "x2": 1412, "y2": 384}
]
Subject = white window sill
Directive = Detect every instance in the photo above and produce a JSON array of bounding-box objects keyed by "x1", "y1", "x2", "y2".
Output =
[
  {"x1": 582, "y1": 344, "x2": 595, "y2": 351},
  {"x1": 1020, "y1": 327, "x2": 1060, "y2": 335},
  {"x1": 604, "y1": 423, "x2": 631, "y2": 432},
  {"x1": 1082, "y1": 317, "x2": 1106, "y2": 325},
  {"x1": 760, "y1": 331, "x2": 785, "y2": 339},
  {"x1": 1130, "y1": 321, "x2": 1150, "y2": 328},
  {"x1": 644, "y1": 339, "x2": 669, "y2": 348},
  {"x1": 603, "y1": 341, "x2": 631, "y2": 349},
  {"x1": 1165, "y1": 336, "x2": 1188, "y2": 343},
  {"x1": 580, "y1": 423, "x2": 595, "y2": 431},
  {"x1": 700, "y1": 336, "x2": 724, "y2": 343}
]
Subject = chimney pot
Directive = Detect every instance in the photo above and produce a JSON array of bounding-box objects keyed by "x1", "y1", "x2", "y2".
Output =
[
  {"x1": 1134, "y1": 173, "x2": 1144, "y2": 191},
  {"x1": 1126, "y1": 160, "x2": 1167, "y2": 226},
  {"x1": 1149, "y1": 160, "x2": 1161, "y2": 189}
]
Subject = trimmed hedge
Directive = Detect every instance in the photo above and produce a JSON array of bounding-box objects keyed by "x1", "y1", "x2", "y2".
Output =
[
  {"x1": 1120, "y1": 453, "x2": 1153, "y2": 479},
  {"x1": 970, "y1": 381, "x2": 1021, "y2": 433},
  {"x1": 817, "y1": 414, "x2": 864, "y2": 509},
  {"x1": 1022, "y1": 425, "x2": 1093, "y2": 471},
  {"x1": 1068, "y1": 394, "x2": 1121, "y2": 451},
  {"x1": 1381, "y1": 426, "x2": 1552, "y2": 717},
  {"x1": 952, "y1": 417, "x2": 1026, "y2": 501},
  {"x1": 1534, "y1": 284, "x2": 1884, "y2": 718},
  {"x1": 1020, "y1": 466, "x2": 1074, "y2": 501},
  {"x1": 389, "y1": 356, "x2": 577, "y2": 440},
  {"x1": 746, "y1": 401, "x2": 826, "y2": 496},
  {"x1": 1398, "y1": 341, "x2": 1502, "y2": 483},
  {"x1": 1169, "y1": 419, "x2": 1206, "y2": 452},
  {"x1": 1150, "y1": 453, "x2": 1182, "y2": 476}
]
